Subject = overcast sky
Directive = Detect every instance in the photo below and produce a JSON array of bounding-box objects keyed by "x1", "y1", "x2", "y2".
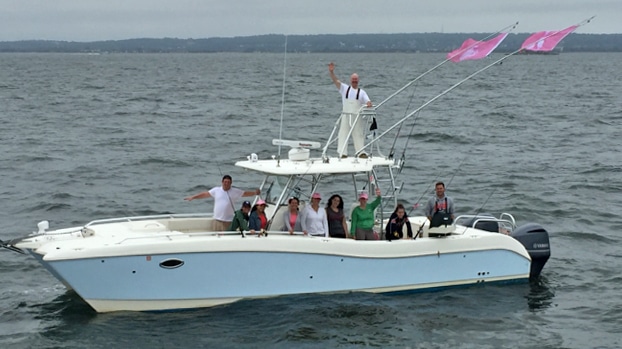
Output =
[{"x1": 1, "y1": 0, "x2": 619, "y2": 42}]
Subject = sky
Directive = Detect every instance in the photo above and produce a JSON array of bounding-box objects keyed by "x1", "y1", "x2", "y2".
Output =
[{"x1": 1, "y1": 0, "x2": 620, "y2": 42}]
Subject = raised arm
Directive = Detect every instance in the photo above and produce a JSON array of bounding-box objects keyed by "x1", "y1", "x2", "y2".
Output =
[
  {"x1": 243, "y1": 188, "x2": 261, "y2": 197},
  {"x1": 328, "y1": 62, "x2": 341, "y2": 89},
  {"x1": 184, "y1": 191, "x2": 211, "y2": 201},
  {"x1": 369, "y1": 188, "x2": 382, "y2": 210}
]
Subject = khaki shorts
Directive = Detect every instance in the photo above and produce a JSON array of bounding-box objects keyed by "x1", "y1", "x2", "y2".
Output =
[{"x1": 212, "y1": 219, "x2": 231, "y2": 232}]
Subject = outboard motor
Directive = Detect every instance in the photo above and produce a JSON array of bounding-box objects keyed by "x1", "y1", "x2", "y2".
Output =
[{"x1": 510, "y1": 223, "x2": 550, "y2": 279}]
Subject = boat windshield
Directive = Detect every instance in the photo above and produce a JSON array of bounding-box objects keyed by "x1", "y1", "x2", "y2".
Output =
[{"x1": 262, "y1": 174, "x2": 317, "y2": 208}]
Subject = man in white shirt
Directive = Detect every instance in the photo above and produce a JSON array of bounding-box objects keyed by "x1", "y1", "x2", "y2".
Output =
[
  {"x1": 328, "y1": 62, "x2": 373, "y2": 159},
  {"x1": 185, "y1": 175, "x2": 260, "y2": 231}
]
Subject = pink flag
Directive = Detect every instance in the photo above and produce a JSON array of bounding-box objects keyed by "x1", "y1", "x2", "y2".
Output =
[
  {"x1": 447, "y1": 33, "x2": 508, "y2": 63},
  {"x1": 521, "y1": 25, "x2": 578, "y2": 52}
]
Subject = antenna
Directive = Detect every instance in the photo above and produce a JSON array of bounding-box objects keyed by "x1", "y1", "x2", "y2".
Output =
[{"x1": 277, "y1": 35, "x2": 288, "y2": 158}]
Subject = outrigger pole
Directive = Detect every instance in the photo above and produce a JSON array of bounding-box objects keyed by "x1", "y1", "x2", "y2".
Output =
[
  {"x1": 387, "y1": 22, "x2": 518, "y2": 159},
  {"x1": 361, "y1": 16, "x2": 596, "y2": 154},
  {"x1": 326, "y1": 22, "x2": 519, "y2": 159},
  {"x1": 373, "y1": 21, "x2": 519, "y2": 110}
]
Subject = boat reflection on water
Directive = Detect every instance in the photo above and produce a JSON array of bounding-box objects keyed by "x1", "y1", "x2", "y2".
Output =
[{"x1": 526, "y1": 276, "x2": 555, "y2": 310}]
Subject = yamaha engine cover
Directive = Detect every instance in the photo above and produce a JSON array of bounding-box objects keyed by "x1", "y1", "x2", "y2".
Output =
[{"x1": 511, "y1": 223, "x2": 550, "y2": 279}]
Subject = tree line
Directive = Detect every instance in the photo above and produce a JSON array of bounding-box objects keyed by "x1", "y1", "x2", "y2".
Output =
[{"x1": 1, "y1": 33, "x2": 621, "y2": 53}]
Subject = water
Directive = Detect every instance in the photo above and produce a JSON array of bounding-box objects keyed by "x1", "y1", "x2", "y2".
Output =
[{"x1": 1, "y1": 52, "x2": 621, "y2": 348}]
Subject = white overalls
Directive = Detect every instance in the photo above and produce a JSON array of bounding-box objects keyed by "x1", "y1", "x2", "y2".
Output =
[{"x1": 337, "y1": 88, "x2": 365, "y2": 157}]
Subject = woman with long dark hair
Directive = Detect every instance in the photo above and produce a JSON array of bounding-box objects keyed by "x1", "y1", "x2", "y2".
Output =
[
  {"x1": 249, "y1": 199, "x2": 269, "y2": 234},
  {"x1": 385, "y1": 203, "x2": 413, "y2": 241},
  {"x1": 325, "y1": 194, "x2": 349, "y2": 238}
]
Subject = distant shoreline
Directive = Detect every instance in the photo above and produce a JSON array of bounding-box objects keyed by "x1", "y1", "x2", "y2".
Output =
[{"x1": 1, "y1": 33, "x2": 621, "y2": 53}]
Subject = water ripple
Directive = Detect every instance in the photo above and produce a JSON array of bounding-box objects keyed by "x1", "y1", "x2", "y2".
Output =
[{"x1": 1, "y1": 52, "x2": 621, "y2": 349}]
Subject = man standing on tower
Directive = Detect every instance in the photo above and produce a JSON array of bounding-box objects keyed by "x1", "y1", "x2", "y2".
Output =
[{"x1": 328, "y1": 62, "x2": 373, "y2": 158}]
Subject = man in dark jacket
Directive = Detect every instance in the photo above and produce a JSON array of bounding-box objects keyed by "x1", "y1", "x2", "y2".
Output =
[{"x1": 229, "y1": 201, "x2": 251, "y2": 231}]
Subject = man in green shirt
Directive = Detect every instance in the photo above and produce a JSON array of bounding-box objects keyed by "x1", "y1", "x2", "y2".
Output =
[
  {"x1": 350, "y1": 188, "x2": 381, "y2": 240},
  {"x1": 229, "y1": 201, "x2": 251, "y2": 231}
]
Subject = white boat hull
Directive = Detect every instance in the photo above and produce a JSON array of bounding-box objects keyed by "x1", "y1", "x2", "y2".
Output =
[{"x1": 22, "y1": 224, "x2": 531, "y2": 312}]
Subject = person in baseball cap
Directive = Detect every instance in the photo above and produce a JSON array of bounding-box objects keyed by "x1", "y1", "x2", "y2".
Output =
[
  {"x1": 229, "y1": 200, "x2": 252, "y2": 231},
  {"x1": 301, "y1": 192, "x2": 329, "y2": 236},
  {"x1": 249, "y1": 198, "x2": 269, "y2": 233},
  {"x1": 351, "y1": 187, "x2": 382, "y2": 240}
]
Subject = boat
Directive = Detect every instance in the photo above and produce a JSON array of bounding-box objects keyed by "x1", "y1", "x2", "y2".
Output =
[
  {"x1": 0, "y1": 151, "x2": 550, "y2": 313},
  {"x1": 1, "y1": 49, "x2": 552, "y2": 313},
  {"x1": 0, "y1": 136, "x2": 551, "y2": 313}
]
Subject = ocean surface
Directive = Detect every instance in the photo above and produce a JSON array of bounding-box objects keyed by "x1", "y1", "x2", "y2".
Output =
[{"x1": 1, "y1": 51, "x2": 621, "y2": 349}]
